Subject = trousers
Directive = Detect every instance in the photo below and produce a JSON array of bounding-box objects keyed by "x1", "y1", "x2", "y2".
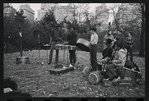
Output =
[
  {"x1": 90, "y1": 44, "x2": 97, "y2": 71},
  {"x1": 126, "y1": 45, "x2": 133, "y2": 61},
  {"x1": 49, "y1": 41, "x2": 60, "y2": 64},
  {"x1": 69, "y1": 50, "x2": 76, "y2": 65}
]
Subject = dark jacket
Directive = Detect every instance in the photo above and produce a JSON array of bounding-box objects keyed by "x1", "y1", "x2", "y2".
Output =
[
  {"x1": 67, "y1": 31, "x2": 77, "y2": 45},
  {"x1": 102, "y1": 46, "x2": 113, "y2": 59},
  {"x1": 51, "y1": 28, "x2": 62, "y2": 42}
]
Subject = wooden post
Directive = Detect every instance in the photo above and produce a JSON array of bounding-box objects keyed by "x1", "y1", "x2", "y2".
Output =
[
  {"x1": 38, "y1": 34, "x2": 40, "y2": 63},
  {"x1": 19, "y1": 26, "x2": 22, "y2": 57}
]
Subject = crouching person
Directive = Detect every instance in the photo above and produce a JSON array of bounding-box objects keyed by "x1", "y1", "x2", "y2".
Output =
[
  {"x1": 4, "y1": 77, "x2": 32, "y2": 97},
  {"x1": 105, "y1": 41, "x2": 127, "y2": 82}
]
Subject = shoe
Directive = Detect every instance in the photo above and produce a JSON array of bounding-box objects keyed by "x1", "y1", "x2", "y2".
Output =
[
  {"x1": 104, "y1": 78, "x2": 110, "y2": 81},
  {"x1": 48, "y1": 62, "x2": 51, "y2": 65},
  {"x1": 69, "y1": 64, "x2": 73, "y2": 67},
  {"x1": 112, "y1": 77, "x2": 121, "y2": 83},
  {"x1": 63, "y1": 66, "x2": 67, "y2": 68}
]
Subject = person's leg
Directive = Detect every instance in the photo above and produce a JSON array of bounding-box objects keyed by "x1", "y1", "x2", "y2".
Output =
[
  {"x1": 92, "y1": 45, "x2": 97, "y2": 71},
  {"x1": 69, "y1": 50, "x2": 73, "y2": 64},
  {"x1": 115, "y1": 68, "x2": 124, "y2": 79},
  {"x1": 106, "y1": 64, "x2": 118, "y2": 80},
  {"x1": 74, "y1": 50, "x2": 76, "y2": 64},
  {"x1": 125, "y1": 45, "x2": 129, "y2": 61},
  {"x1": 90, "y1": 45, "x2": 93, "y2": 70},
  {"x1": 72, "y1": 50, "x2": 76, "y2": 66},
  {"x1": 129, "y1": 46, "x2": 133, "y2": 62},
  {"x1": 48, "y1": 42, "x2": 55, "y2": 64},
  {"x1": 55, "y1": 49, "x2": 59, "y2": 64}
]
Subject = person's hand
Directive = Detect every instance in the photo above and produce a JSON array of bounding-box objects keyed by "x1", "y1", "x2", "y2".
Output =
[
  {"x1": 108, "y1": 61, "x2": 113, "y2": 64},
  {"x1": 64, "y1": 41, "x2": 68, "y2": 45}
]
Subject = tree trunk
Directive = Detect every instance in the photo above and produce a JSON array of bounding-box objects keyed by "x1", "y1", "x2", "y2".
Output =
[{"x1": 139, "y1": 3, "x2": 145, "y2": 57}]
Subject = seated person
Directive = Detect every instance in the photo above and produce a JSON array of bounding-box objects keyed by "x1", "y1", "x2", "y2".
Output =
[
  {"x1": 101, "y1": 39, "x2": 113, "y2": 64},
  {"x1": 105, "y1": 41, "x2": 127, "y2": 82}
]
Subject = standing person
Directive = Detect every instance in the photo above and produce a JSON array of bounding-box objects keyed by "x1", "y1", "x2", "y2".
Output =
[
  {"x1": 48, "y1": 24, "x2": 62, "y2": 65},
  {"x1": 103, "y1": 30, "x2": 114, "y2": 50},
  {"x1": 66, "y1": 27, "x2": 77, "y2": 67},
  {"x1": 90, "y1": 27, "x2": 99, "y2": 71},
  {"x1": 125, "y1": 32, "x2": 133, "y2": 61}
]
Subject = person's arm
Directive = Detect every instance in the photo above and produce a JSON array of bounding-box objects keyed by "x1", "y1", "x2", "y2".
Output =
[
  {"x1": 103, "y1": 35, "x2": 107, "y2": 43},
  {"x1": 67, "y1": 33, "x2": 70, "y2": 41},
  {"x1": 102, "y1": 47, "x2": 112, "y2": 59},
  {"x1": 131, "y1": 37, "x2": 134, "y2": 45},
  {"x1": 49, "y1": 33, "x2": 53, "y2": 44},
  {"x1": 59, "y1": 29, "x2": 62, "y2": 38},
  {"x1": 111, "y1": 35, "x2": 115, "y2": 41},
  {"x1": 90, "y1": 34, "x2": 96, "y2": 44}
]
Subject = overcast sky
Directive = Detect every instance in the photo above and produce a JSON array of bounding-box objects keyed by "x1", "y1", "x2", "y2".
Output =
[{"x1": 11, "y1": 3, "x2": 119, "y2": 20}]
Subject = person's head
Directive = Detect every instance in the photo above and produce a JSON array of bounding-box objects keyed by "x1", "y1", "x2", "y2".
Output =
[
  {"x1": 107, "y1": 30, "x2": 112, "y2": 35},
  {"x1": 89, "y1": 27, "x2": 97, "y2": 34},
  {"x1": 70, "y1": 27, "x2": 74, "y2": 32},
  {"x1": 106, "y1": 39, "x2": 112, "y2": 46},
  {"x1": 113, "y1": 31, "x2": 117, "y2": 37},
  {"x1": 113, "y1": 41, "x2": 123, "y2": 51}
]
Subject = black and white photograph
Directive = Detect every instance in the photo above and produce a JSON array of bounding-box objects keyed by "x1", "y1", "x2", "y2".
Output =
[{"x1": 3, "y1": 3, "x2": 145, "y2": 98}]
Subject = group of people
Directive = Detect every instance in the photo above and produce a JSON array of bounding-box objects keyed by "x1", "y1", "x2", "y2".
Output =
[
  {"x1": 103, "y1": 30, "x2": 134, "y2": 62},
  {"x1": 47, "y1": 23, "x2": 135, "y2": 82},
  {"x1": 100, "y1": 30, "x2": 134, "y2": 82},
  {"x1": 48, "y1": 24, "x2": 77, "y2": 67}
]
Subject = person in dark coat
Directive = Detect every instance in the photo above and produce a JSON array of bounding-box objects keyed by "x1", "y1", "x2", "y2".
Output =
[
  {"x1": 66, "y1": 27, "x2": 77, "y2": 67},
  {"x1": 4, "y1": 77, "x2": 31, "y2": 97},
  {"x1": 102, "y1": 39, "x2": 113, "y2": 59},
  {"x1": 48, "y1": 25, "x2": 62, "y2": 65},
  {"x1": 125, "y1": 32, "x2": 133, "y2": 61}
]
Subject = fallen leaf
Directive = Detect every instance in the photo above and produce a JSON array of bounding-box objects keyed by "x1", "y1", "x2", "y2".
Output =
[
  {"x1": 42, "y1": 91, "x2": 46, "y2": 94},
  {"x1": 48, "y1": 94, "x2": 54, "y2": 97},
  {"x1": 99, "y1": 93, "x2": 104, "y2": 96}
]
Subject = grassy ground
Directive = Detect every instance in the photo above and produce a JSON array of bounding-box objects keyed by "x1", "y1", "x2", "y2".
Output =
[{"x1": 4, "y1": 50, "x2": 145, "y2": 97}]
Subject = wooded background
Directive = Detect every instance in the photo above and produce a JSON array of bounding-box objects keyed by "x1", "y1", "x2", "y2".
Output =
[{"x1": 4, "y1": 3, "x2": 145, "y2": 56}]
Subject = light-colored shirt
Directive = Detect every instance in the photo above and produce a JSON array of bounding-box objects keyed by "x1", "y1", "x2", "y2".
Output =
[
  {"x1": 112, "y1": 48, "x2": 127, "y2": 67},
  {"x1": 90, "y1": 32, "x2": 98, "y2": 45}
]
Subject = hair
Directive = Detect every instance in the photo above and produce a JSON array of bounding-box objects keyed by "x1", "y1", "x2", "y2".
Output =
[
  {"x1": 129, "y1": 32, "x2": 133, "y2": 36},
  {"x1": 113, "y1": 41, "x2": 123, "y2": 49},
  {"x1": 106, "y1": 39, "x2": 112, "y2": 45},
  {"x1": 90, "y1": 27, "x2": 96, "y2": 32},
  {"x1": 107, "y1": 30, "x2": 112, "y2": 34}
]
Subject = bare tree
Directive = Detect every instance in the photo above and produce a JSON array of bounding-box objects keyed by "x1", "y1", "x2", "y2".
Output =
[
  {"x1": 139, "y1": 3, "x2": 145, "y2": 56},
  {"x1": 112, "y1": 3, "x2": 145, "y2": 56}
]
